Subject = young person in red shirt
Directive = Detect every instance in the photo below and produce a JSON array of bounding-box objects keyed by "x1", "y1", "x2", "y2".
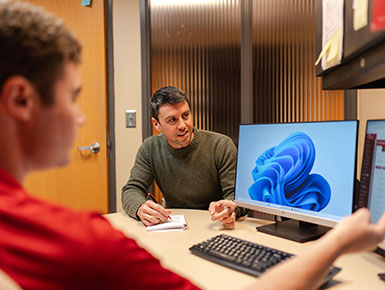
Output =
[{"x1": 0, "y1": 1, "x2": 384, "y2": 290}]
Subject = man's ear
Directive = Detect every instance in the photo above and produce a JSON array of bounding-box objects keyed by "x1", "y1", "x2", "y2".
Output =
[
  {"x1": 151, "y1": 117, "x2": 161, "y2": 131},
  {"x1": 0, "y1": 76, "x2": 36, "y2": 121}
]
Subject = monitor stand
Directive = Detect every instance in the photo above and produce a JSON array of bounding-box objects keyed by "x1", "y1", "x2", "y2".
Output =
[
  {"x1": 375, "y1": 246, "x2": 385, "y2": 258},
  {"x1": 256, "y1": 219, "x2": 331, "y2": 243}
]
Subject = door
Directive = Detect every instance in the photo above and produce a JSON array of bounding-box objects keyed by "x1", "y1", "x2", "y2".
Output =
[{"x1": 23, "y1": 0, "x2": 109, "y2": 213}]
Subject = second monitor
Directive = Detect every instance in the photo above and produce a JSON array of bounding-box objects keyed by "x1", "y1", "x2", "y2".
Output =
[{"x1": 235, "y1": 120, "x2": 358, "y2": 242}]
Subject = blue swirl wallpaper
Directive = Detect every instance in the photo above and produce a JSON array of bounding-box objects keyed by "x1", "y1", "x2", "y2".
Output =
[{"x1": 248, "y1": 132, "x2": 331, "y2": 211}]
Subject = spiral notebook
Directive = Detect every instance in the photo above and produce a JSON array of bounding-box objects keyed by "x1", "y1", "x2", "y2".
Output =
[{"x1": 146, "y1": 215, "x2": 187, "y2": 232}]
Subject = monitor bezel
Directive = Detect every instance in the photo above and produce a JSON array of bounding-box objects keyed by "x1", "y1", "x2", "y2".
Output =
[
  {"x1": 360, "y1": 119, "x2": 385, "y2": 254},
  {"x1": 234, "y1": 120, "x2": 359, "y2": 229}
]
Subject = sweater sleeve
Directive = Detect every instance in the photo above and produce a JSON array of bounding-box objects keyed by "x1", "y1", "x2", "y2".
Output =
[
  {"x1": 121, "y1": 142, "x2": 154, "y2": 220},
  {"x1": 216, "y1": 137, "x2": 249, "y2": 218}
]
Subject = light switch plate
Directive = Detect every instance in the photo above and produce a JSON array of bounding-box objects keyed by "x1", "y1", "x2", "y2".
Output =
[{"x1": 125, "y1": 110, "x2": 136, "y2": 128}]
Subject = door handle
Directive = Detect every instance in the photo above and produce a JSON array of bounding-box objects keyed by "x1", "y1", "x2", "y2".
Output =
[{"x1": 77, "y1": 142, "x2": 100, "y2": 154}]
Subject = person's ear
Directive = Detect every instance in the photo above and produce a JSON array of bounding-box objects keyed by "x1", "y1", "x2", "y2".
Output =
[
  {"x1": 0, "y1": 76, "x2": 36, "y2": 121},
  {"x1": 152, "y1": 117, "x2": 161, "y2": 131}
]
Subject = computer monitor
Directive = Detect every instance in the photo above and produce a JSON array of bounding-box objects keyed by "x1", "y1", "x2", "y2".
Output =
[
  {"x1": 235, "y1": 120, "x2": 358, "y2": 242},
  {"x1": 358, "y1": 119, "x2": 385, "y2": 256}
]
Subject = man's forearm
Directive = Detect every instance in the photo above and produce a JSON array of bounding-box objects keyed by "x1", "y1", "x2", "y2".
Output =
[{"x1": 121, "y1": 188, "x2": 147, "y2": 220}]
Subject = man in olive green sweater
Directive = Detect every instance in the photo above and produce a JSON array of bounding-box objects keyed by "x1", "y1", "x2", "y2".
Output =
[{"x1": 121, "y1": 86, "x2": 247, "y2": 227}]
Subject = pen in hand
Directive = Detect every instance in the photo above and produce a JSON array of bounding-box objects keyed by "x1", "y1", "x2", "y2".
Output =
[{"x1": 146, "y1": 193, "x2": 172, "y2": 220}]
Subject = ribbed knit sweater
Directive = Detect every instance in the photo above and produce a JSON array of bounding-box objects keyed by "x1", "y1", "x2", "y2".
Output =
[{"x1": 121, "y1": 129, "x2": 247, "y2": 220}]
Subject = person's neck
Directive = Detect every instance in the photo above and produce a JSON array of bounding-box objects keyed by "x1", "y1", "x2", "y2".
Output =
[
  {"x1": 0, "y1": 128, "x2": 27, "y2": 184},
  {"x1": 0, "y1": 151, "x2": 26, "y2": 184}
]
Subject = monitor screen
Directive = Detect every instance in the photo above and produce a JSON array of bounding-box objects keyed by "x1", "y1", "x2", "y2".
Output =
[
  {"x1": 235, "y1": 121, "x2": 358, "y2": 241},
  {"x1": 358, "y1": 119, "x2": 385, "y2": 254}
]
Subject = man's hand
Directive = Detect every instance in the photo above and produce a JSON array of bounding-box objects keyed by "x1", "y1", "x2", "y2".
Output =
[
  {"x1": 137, "y1": 200, "x2": 171, "y2": 226},
  {"x1": 324, "y1": 207, "x2": 385, "y2": 254},
  {"x1": 209, "y1": 199, "x2": 237, "y2": 229}
]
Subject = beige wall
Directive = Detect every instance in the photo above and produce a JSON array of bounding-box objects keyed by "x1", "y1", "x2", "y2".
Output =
[
  {"x1": 113, "y1": 0, "x2": 142, "y2": 211},
  {"x1": 357, "y1": 89, "x2": 385, "y2": 177}
]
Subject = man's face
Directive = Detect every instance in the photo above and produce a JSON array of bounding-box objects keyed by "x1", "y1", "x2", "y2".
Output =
[
  {"x1": 23, "y1": 61, "x2": 85, "y2": 170},
  {"x1": 152, "y1": 101, "x2": 194, "y2": 149}
]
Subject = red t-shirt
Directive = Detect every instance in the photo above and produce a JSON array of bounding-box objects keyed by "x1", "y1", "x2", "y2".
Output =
[{"x1": 0, "y1": 169, "x2": 201, "y2": 290}]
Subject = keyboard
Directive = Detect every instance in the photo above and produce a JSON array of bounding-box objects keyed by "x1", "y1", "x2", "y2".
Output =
[{"x1": 189, "y1": 234, "x2": 341, "y2": 285}]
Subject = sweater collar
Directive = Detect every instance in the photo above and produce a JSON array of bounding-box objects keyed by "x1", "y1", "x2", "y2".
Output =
[{"x1": 166, "y1": 128, "x2": 200, "y2": 157}]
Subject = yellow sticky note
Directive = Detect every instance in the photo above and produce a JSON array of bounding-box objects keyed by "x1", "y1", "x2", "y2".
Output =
[
  {"x1": 326, "y1": 29, "x2": 341, "y2": 64},
  {"x1": 353, "y1": 0, "x2": 368, "y2": 31},
  {"x1": 315, "y1": 39, "x2": 332, "y2": 66}
]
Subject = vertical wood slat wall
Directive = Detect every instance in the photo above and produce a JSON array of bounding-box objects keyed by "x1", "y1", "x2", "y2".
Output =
[
  {"x1": 252, "y1": 0, "x2": 344, "y2": 123},
  {"x1": 150, "y1": 0, "x2": 241, "y2": 142}
]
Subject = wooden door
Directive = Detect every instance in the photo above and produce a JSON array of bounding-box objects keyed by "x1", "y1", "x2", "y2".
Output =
[{"x1": 23, "y1": 0, "x2": 109, "y2": 213}]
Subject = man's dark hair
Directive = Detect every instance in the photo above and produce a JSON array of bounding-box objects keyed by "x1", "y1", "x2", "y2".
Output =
[
  {"x1": 150, "y1": 86, "x2": 191, "y2": 121},
  {"x1": 0, "y1": 0, "x2": 81, "y2": 105}
]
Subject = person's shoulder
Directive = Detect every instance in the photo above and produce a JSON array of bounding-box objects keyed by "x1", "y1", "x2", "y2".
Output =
[
  {"x1": 57, "y1": 210, "x2": 139, "y2": 269},
  {"x1": 19, "y1": 196, "x2": 119, "y2": 249},
  {"x1": 77, "y1": 212, "x2": 128, "y2": 241},
  {"x1": 55, "y1": 209, "x2": 130, "y2": 251},
  {"x1": 197, "y1": 129, "x2": 234, "y2": 146},
  {"x1": 143, "y1": 134, "x2": 165, "y2": 145},
  {"x1": 197, "y1": 129, "x2": 231, "y2": 140},
  {"x1": 139, "y1": 134, "x2": 166, "y2": 152}
]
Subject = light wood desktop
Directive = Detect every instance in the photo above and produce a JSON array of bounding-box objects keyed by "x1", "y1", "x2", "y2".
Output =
[
  {"x1": 105, "y1": 209, "x2": 385, "y2": 290},
  {"x1": 0, "y1": 269, "x2": 21, "y2": 290}
]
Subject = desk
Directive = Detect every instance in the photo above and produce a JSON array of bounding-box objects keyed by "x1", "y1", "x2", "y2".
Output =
[{"x1": 105, "y1": 209, "x2": 385, "y2": 290}]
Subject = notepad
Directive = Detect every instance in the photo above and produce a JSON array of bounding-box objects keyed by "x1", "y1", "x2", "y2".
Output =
[{"x1": 146, "y1": 215, "x2": 187, "y2": 232}]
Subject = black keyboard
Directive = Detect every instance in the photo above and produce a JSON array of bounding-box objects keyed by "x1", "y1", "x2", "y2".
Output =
[{"x1": 189, "y1": 234, "x2": 341, "y2": 285}]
